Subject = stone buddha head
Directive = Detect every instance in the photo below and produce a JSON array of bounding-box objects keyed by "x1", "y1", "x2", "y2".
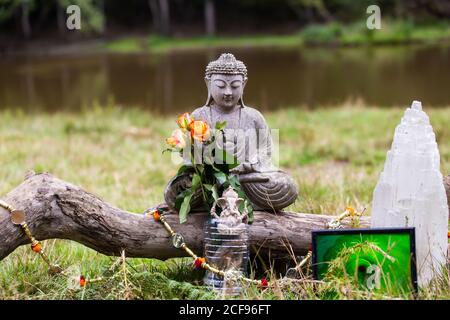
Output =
[{"x1": 205, "y1": 53, "x2": 248, "y2": 110}]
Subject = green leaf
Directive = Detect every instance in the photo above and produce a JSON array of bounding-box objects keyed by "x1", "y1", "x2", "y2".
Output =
[
  {"x1": 214, "y1": 148, "x2": 239, "y2": 170},
  {"x1": 246, "y1": 201, "x2": 254, "y2": 224},
  {"x1": 203, "y1": 153, "x2": 214, "y2": 165},
  {"x1": 177, "y1": 165, "x2": 193, "y2": 175},
  {"x1": 195, "y1": 164, "x2": 205, "y2": 174},
  {"x1": 210, "y1": 162, "x2": 226, "y2": 174},
  {"x1": 179, "y1": 191, "x2": 193, "y2": 224},
  {"x1": 228, "y1": 163, "x2": 239, "y2": 170},
  {"x1": 214, "y1": 148, "x2": 239, "y2": 169},
  {"x1": 224, "y1": 150, "x2": 239, "y2": 169},
  {"x1": 215, "y1": 121, "x2": 227, "y2": 131},
  {"x1": 211, "y1": 184, "x2": 219, "y2": 201},
  {"x1": 228, "y1": 175, "x2": 241, "y2": 188},
  {"x1": 203, "y1": 143, "x2": 215, "y2": 165},
  {"x1": 214, "y1": 172, "x2": 227, "y2": 185},
  {"x1": 175, "y1": 188, "x2": 191, "y2": 210},
  {"x1": 192, "y1": 173, "x2": 201, "y2": 189}
]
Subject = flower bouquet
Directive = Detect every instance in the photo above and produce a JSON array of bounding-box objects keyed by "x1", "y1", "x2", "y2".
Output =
[{"x1": 164, "y1": 113, "x2": 253, "y2": 224}]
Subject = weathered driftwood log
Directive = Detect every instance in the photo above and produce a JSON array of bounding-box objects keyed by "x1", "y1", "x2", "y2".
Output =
[
  {"x1": 0, "y1": 173, "x2": 449, "y2": 262},
  {"x1": 0, "y1": 173, "x2": 366, "y2": 261}
]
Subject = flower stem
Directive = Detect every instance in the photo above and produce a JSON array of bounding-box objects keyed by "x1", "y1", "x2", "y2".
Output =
[{"x1": 191, "y1": 154, "x2": 208, "y2": 205}]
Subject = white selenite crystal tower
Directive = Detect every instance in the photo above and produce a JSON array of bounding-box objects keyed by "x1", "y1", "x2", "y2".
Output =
[{"x1": 371, "y1": 100, "x2": 449, "y2": 286}]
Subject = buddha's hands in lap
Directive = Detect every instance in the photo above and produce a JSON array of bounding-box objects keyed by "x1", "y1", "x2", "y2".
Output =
[
  {"x1": 230, "y1": 162, "x2": 275, "y2": 183},
  {"x1": 230, "y1": 162, "x2": 255, "y2": 175}
]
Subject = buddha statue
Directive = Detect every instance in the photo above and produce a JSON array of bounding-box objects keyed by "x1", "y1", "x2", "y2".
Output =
[{"x1": 164, "y1": 53, "x2": 298, "y2": 211}]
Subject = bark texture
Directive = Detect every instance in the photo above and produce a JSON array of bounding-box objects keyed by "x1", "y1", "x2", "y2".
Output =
[{"x1": 1, "y1": 173, "x2": 449, "y2": 262}]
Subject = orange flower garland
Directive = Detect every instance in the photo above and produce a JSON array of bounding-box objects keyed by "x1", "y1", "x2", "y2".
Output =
[
  {"x1": 152, "y1": 209, "x2": 161, "y2": 222},
  {"x1": 150, "y1": 209, "x2": 271, "y2": 290},
  {"x1": 260, "y1": 278, "x2": 268, "y2": 289},
  {"x1": 194, "y1": 257, "x2": 206, "y2": 269},
  {"x1": 79, "y1": 275, "x2": 86, "y2": 287},
  {"x1": 31, "y1": 242, "x2": 42, "y2": 253}
]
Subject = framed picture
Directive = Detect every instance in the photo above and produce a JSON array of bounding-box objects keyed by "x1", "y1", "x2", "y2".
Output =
[{"x1": 312, "y1": 228, "x2": 417, "y2": 294}]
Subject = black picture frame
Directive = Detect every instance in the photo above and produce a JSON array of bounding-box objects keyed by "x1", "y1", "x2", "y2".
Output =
[{"x1": 311, "y1": 227, "x2": 418, "y2": 293}]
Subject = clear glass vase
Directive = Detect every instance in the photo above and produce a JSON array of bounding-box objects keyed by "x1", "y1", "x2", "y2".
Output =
[{"x1": 203, "y1": 217, "x2": 249, "y2": 296}]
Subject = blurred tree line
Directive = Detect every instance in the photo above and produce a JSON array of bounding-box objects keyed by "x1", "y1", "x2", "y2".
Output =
[{"x1": 0, "y1": 0, "x2": 449, "y2": 39}]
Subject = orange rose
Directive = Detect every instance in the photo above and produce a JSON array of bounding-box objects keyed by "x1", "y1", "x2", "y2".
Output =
[
  {"x1": 176, "y1": 112, "x2": 194, "y2": 130},
  {"x1": 166, "y1": 129, "x2": 186, "y2": 149},
  {"x1": 190, "y1": 120, "x2": 211, "y2": 142}
]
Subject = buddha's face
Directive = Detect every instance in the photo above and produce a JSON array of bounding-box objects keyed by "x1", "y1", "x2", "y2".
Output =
[{"x1": 208, "y1": 74, "x2": 246, "y2": 109}]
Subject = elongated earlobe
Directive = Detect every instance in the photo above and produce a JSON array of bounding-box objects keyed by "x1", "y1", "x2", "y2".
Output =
[{"x1": 205, "y1": 78, "x2": 213, "y2": 106}]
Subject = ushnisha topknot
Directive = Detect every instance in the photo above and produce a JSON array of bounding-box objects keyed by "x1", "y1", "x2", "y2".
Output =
[{"x1": 205, "y1": 53, "x2": 248, "y2": 79}]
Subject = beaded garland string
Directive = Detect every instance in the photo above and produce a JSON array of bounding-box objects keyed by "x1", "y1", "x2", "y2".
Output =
[
  {"x1": 0, "y1": 199, "x2": 63, "y2": 274},
  {"x1": 146, "y1": 205, "x2": 364, "y2": 288},
  {"x1": 146, "y1": 207, "x2": 267, "y2": 287},
  {"x1": 284, "y1": 206, "x2": 363, "y2": 278},
  {"x1": 0, "y1": 199, "x2": 110, "y2": 287},
  {"x1": 1, "y1": 198, "x2": 363, "y2": 291}
]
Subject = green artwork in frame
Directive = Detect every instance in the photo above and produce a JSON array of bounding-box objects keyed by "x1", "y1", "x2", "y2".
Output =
[{"x1": 312, "y1": 228, "x2": 417, "y2": 295}]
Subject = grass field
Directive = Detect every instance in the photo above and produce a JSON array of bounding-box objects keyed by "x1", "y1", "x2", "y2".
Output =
[
  {"x1": 104, "y1": 20, "x2": 450, "y2": 53},
  {"x1": 0, "y1": 105, "x2": 449, "y2": 299}
]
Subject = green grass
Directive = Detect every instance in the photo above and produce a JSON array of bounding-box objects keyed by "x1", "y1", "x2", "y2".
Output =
[
  {"x1": 315, "y1": 20, "x2": 450, "y2": 46},
  {"x1": 104, "y1": 34, "x2": 304, "y2": 54},
  {"x1": 0, "y1": 105, "x2": 449, "y2": 299},
  {"x1": 103, "y1": 20, "x2": 450, "y2": 54}
]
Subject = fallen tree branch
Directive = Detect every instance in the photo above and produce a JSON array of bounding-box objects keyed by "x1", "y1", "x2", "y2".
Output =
[{"x1": 0, "y1": 173, "x2": 448, "y2": 262}]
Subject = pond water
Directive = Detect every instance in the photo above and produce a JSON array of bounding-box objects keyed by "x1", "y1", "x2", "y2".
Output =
[{"x1": 1, "y1": 44, "x2": 449, "y2": 114}]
